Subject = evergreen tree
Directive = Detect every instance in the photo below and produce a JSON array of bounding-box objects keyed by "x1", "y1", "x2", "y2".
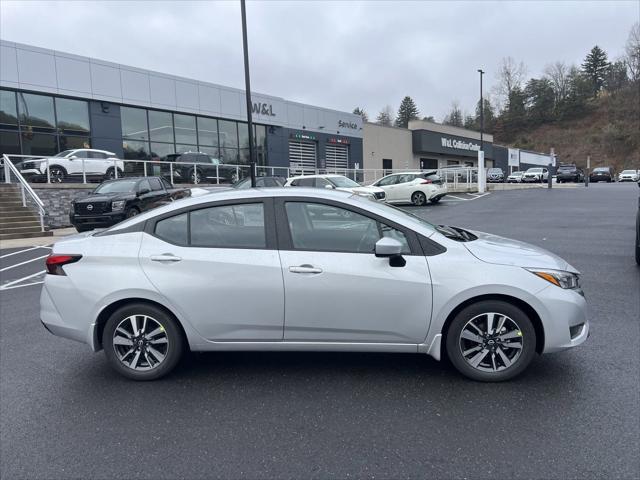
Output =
[
  {"x1": 394, "y1": 96, "x2": 420, "y2": 128},
  {"x1": 524, "y1": 78, "x2": 555, "y2": 125},
  {"x1": 422, "y1": 115, "x2": 435, "y2": 122},
  {"x1": 606, "y1": 60, "x2": 629, "y2": 92},
  {"x1": 463, "y1": 115, "x2": 476, "y2": 130},
  {"x1": 501, "y1": 87, "x2": 527, "y2": 140},
  {"x1": 582, "y1": 45, "x2": 610, "y2": 97},
  {"x1": 376, "y1": 105, "x2": 394, "y2": 126},
  {"x1": 352, "y1": 107, "x2": 369, "y2": 122},
  {"x1": 556, "y1": 66, "x2": 591, "y2": 119},
  {"x1": 475, "y1": 98, "x2": 496, "y2": 133}
]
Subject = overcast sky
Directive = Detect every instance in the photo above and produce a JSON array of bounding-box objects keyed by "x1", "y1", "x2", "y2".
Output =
[{"x1": 1, "y1": 1, "x2": 637, "y2": 120}]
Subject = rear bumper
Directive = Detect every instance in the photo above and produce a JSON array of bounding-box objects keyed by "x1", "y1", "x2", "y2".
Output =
[{"x1": 40, "y1": 283, "x2": 96, "y2": 349}]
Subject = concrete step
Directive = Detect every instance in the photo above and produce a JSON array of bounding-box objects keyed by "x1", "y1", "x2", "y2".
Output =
[
  {"x1": 0, "y1": 220, "x2": 41, "y2": 229},
  {"x1": 0, "y1": 200, "x2": 23, "y2": 207},
  {"x1": 0, "y1": 205, "x2": 32, "y2": 212},
  {"x1": 0, "y1": 215, "x2": 40, "y2": 223},
  {"x1": 0, "y1": 230, "x2": 53, "y2": 240},
  {"x1": 0, "y1": 224, "x2": 44, "y2": 233}
]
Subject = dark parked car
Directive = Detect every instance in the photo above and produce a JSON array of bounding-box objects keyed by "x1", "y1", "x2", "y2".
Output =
[
  {"x1": 556, "y1": 164, "x2": 584, "y2": 183},
  {"x1": 589, "y1": 166, "x2": 615, "y2": 183},
  {"x1": 486, "y1": 168, "x2": 504, "y2": 183},
  {"x1": 232, "y1": 176, "x2": 286, "y2": 189},
  {"x1": 165, "y1": 152, "x2": 238, "y2": 184},
  {"x1": 70, "y1": 176, "x2": 190, "y2": 232}
]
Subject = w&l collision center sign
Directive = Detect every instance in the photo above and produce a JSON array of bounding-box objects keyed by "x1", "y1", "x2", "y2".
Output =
[{"x1": 412, "y1": 130, "x2": 493, "y2": 158}]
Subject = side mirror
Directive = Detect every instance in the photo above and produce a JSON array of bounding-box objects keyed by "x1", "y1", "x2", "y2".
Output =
[
  {"x1": 138, "y1": 188, "x2": 151, "y2": 196},
  {"x1": 375, "y1": 237, "x2": 406, "y2": 267},
  {"x1": 324, "y1": 184, "x2": 335, "y2": 189},
  {"x1": 69, "y1": 156, "x2": 77, "y2": 160}
]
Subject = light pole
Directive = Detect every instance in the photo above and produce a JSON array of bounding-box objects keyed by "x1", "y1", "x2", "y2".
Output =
[
  {"x1": 240, "y1": 0, "x2": 256, "y2": 187},
  {"x1": 477, "y1": 68, "x2": 485, "y2": 193}
]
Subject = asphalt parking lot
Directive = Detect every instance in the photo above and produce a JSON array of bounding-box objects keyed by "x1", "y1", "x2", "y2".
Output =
[{"x1": 1, "y1": 183, "x2": 638, "y2": 479}]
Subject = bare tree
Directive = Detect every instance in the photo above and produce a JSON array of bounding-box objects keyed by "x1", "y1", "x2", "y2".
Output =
[
  {"x1": 442, "y1": 101, "x2": 464, "y2": 127},
  {"x1": 376, "y1": 105, "x2": 395, "y2": 126},
  {"x1": 494, "y1": 57, "x2": 527, "y2": 108},
  {"x1": 625, "y1": 21, "x2": 640, "y2": 81},
  {"x1": 544, "y1": 61, "x2": 571, "y2": 102}
]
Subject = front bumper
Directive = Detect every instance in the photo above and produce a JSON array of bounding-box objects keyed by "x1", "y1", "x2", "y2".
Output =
[
  {"x1": 70, "y1": 211, "x2": 126, "y2": 229},
  {"x1": 535, "y1": 285, "x2": 589, "y2": 354}
]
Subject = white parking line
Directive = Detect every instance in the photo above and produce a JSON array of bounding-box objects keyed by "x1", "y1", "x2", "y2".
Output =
[
  {"x1": 0, "y1": 254, "x2": 49, "y2": 272},
  {"x1": 0, "y1": 281, "x2": 44, "y2": 291},
  {"x1": 0, "y1": 270, "x2": 46, "y2": 290},
  {"x1": 0, "y1": 245, "x2": 51, "y2": 259},
  {"x1": 445, "y1": 195, "x2": 469, "y2": 201}
]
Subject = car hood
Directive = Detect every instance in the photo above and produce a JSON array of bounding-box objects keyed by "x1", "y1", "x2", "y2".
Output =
[
  {"x1": 463, "y1": 230, "x2": 578, "y2": 273},
  {"x1": 75, "y1": 193, "x2": 135, "y2": 203}
]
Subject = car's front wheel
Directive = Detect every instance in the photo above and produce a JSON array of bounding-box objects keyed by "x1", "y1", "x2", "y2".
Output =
[
  {"x1": 103, "y1": 303, "x2": 184, "y2": 380},
  {"x1": 445, "y1": 300, "x2": 537, "y2": 382}
]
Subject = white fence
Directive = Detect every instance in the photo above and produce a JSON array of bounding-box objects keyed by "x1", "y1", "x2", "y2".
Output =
[{"x1": 1, "y1": 154, "x2": 481, "y2": 189}]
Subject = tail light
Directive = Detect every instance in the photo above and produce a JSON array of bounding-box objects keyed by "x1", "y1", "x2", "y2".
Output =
[
  {"x1": 46, "y1": 254, "x2": 82, "y2": 275},
  {"x1": 420, "y1": 179, "x2": 433, "y2": 184}
]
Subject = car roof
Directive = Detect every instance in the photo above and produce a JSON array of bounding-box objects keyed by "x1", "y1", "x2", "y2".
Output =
[
  {"x1": 288, "y1": 174, "x2": 345, "y2": 180},
  {"x1": 74, "y1": 148, "x2": 116, "y2": 155}
]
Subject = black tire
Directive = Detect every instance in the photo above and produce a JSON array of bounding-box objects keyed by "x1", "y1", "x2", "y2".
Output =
[
  {"x1": 126, "y1": 207, "x2": 140, "y2": 219},
  {"x1": 430, "y1": 196, "x2": 441, "y2": 204},
  {"x1": 48, "y1": 165, "x2": 67, "y2": 183},
  {"x1": 105, "y1": 167, "x2": 124, "y2": 180},
  {"x1": 411, "y1": 191, "x2": 427, "y2": 206},
  {"x1": 445, "y1": 300, "x2": 537, "y2": 382},
  {"x1": 189, "y1": 168, "x2": 202, "y2": 185},
  {"x1": 75, "y1": 225, "x2": 92, "y2": 233},
  {"x1": 103, "y1": 303, "x2": 184, "y2": 381}
]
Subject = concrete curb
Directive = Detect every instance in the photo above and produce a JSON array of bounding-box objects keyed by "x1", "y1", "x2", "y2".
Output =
[{"x1": 0, "y1": 227, "x2": 76, "y2": 249}]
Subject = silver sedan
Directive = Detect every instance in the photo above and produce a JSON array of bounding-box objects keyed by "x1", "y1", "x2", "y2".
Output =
[{"x1": 41, "y1": 188, "x2": 588, "y2": 381}]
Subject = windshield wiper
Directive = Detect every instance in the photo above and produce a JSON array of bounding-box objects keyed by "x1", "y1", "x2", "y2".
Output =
[{"x1": 437, "y1": 225, "x2": 477, "y2": 242}]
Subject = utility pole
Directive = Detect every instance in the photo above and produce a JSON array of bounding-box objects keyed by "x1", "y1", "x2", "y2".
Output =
[
  {"x1": 477, "y1": 69, "x2": 485, "y2": 193},
  {"x1": 240, "y1": 0, "x2": 256, "y2": 187}
]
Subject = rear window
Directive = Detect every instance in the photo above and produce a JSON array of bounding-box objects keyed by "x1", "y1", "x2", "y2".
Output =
[{"x1": 155, "y1": 213, "x2": 188, "y2": 245}]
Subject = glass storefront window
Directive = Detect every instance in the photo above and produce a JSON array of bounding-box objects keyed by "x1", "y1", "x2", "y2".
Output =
[
  {"x1": 197, "y1": 117, "x2": 218, "y2": 146},
  {"x1": 0, "y1": 131, "x2": 21, "y2": 155},
  {"x1": 121, "y1": 107, "x2": 149, "y2": 141},
  {"x1": 150, "y1": 142, "x2": 175, "y2": 161},
  {"x1": 198, "y1": 146, "x2": 219, "y2": 159},
  {"x1": 218, "y1": 120, "x2": 238, "y2": 148},
  {"x1": 148, "y1": 110, "x2": 174, "y2": 143},
  {"x1": 220, "y1": 147, "x2": 238, "y2": 164},
  {"x1": 174, "y1": 114, "x2": 197, "y2": 145},
  {"x1": 238, "y1": 122, "x2": 250, "y2": 149},
  {"x1": 123, "y1": 139, "x2": 150, "y2": 160},
  {"x1": 55, "y1": 98, "x2": 90, "y2": 134},
  {"x1": 17, "y1": 93, "x2": 55, "y2": 130},
  {"x1": 21, "y1": 132, "x2": 57, "y2": 156},
  {"x1": 0, "y1": 90, "x2": 18, "y2": 129},
  {"x1": 59, "y1": 136, "x2": 90, "y2": 151},
  {"x1": 255, "y1": 124, "x2": 267, "y2": 166},
  {"x1": 238, "y1": 148, "x2": 250, "y2": 165},
  {"x1": 175, "y1": 144, "x2": 197, "y2": 154}
]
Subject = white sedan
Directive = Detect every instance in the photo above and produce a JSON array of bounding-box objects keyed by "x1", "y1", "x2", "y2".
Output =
[
  {"x1": 285, "y1": 174, "x2": 386, "y2": 201},
  {"x1": 370, "y1": 171, "x2": 447, "y2": 206},
  {"x1": 618, "y1": 170, "x2": 639, "y2": 182}
]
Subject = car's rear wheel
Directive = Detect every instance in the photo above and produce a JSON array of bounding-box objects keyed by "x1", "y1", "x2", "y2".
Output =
[
  {"x1": 75, "y1": 225, "x2": 92, "y2": 233},
  {"x1": 411, "y1": 191, "x2": 427, "y2": 206},
  {"x1": 430, "y1": 196, "x2": 441, "y2": 204},
  {"x1": 103, "y1": 303, "x2": 184, "y2": 380},
  {"x1": 189, "y1": 168, "x2": 202, "y2": 184},
  {"x1": 445, "y1": 300, "x2": 537, "y2": 382},
  {"x1": 105, "y1": 167, "x2": 123, "y2": 180}
]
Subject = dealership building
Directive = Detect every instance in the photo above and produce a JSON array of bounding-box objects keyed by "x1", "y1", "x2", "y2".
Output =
[{"x1": 0, "y1": 40, "x2": 363, "y2": 173}]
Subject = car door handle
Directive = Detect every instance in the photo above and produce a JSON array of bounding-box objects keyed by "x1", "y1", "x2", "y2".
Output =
[
  {"x1": 289, "y1": 264, "x2": 323, "y2": 274},
  {"x1": 150, "y1": 254, "x2": 182, "y2": 263}
]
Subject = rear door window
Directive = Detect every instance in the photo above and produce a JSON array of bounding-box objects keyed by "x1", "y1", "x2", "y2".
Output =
[
  {"x1": 149, "y1": 177, "x2": 163, "y2": 191},
  {"x1": 155, "y1": 213, "x2": 188, "y2": 245},
  {"x1": 190, "y1": 203, "x2": 266, "y2": 248}
]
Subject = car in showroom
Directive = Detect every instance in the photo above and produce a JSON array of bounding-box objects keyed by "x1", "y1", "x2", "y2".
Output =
[
  {"x1": 556, "y1": 164, "x2": 584, "y2": 183},
  {"x1": 41, "y1": 188, "x2": 588, "y2": 382},
  {"x1": 165, "y1": 152, "x2": 238, "y2": 184},
  {"x1": 618, "y1": 169, "x2": 639, "y2": 182},
  {"x1": 486, "y1": 168, "x2": 505, "y2": 183},
  {"x1": 70, "y1": 176, "x2": 190, "y2": 232},
  {"x1": 370, "y1": 171, "x2": 447, "y2": 205},
  {"x1": 285, "y1": 174, "x2": 386, "y2": 201},
  {"x1": 232, "y1": 176, "x2": 286, "y2": 189},
  {"x1": 522, "y1": 167, "x2": 549, "y2": 183},
  {"x1": 16, "y1": 149, "x2": 123, "y2": 183},
  {"x1": 506, "y1": 171, "x2": 524, "y2": 183},
  {"x1": 589, "y1": 166, "x2": 615, "y2": 183}
]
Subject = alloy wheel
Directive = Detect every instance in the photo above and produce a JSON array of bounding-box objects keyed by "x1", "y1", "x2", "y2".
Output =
[
  {"x1": 50, "y1": 168, "x2": 64, "y2": 183},
  {"x1": 412, "y1": 192, "x2": 426, "y2": 206},
  {"x1": 112, "y1": 315, "x2": 169, "y2": 371},
  {"x1": 191, "y1": 169, "x2": 201, "y2": 184},
  {"x1": 458, "y1": 312, "x2": 524, "y2": 372}
]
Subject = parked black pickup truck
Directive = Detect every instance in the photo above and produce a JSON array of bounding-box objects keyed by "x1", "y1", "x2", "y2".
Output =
[{"x1": 70, "y1": 176, "x2": 190, "y2": 232}]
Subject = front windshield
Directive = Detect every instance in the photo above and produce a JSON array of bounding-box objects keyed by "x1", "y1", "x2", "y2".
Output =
[
  {"x1": 54, "y1": 150, "x2": 75, "y2": 158},
  {"x1": 94, "y1": 180, "x2": 138, "y2": 194},
  {"x1": 351, "y1": 194, "x2": 436, "y2": 233},
  {"x1": 527, "y1": 168, "x2": 542, "y2": 173},
  {"x1": 512, "y1": 171, "x2": 523, "y2": 175},
  {"x1": 621, "y1": 170, "x2": 636, "y2": 174},
  {"x1": 328, "y1": 176, "x2": 360, "y2": 188}
]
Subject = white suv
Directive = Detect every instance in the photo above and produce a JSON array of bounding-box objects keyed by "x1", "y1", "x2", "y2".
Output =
[
  {"x1": 17, "y1": 149, "x2": 124, "y2": 183},
  {"x1": 522, "y1": 167, "x2": 549, "y2": 183},
  {"x1": 370, "y1": 171, "x2": 447, "y2": 206}
]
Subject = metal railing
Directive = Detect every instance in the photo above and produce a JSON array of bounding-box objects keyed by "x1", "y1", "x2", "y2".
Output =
[
  {"x1": 1, "y1": 154, "x2": 484, "y2": 190},
  {"x1": 2, "y1": 155, "x2": 47, "y2": 232}
]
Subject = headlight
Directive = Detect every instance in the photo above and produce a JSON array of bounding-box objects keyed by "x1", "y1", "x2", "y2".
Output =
[
  {"x1": 526, "y1": 268, "x2": 580, "y2": 289},
  {"x1": 111, "y1": 200, "x2": 126, "y2": 211}
]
